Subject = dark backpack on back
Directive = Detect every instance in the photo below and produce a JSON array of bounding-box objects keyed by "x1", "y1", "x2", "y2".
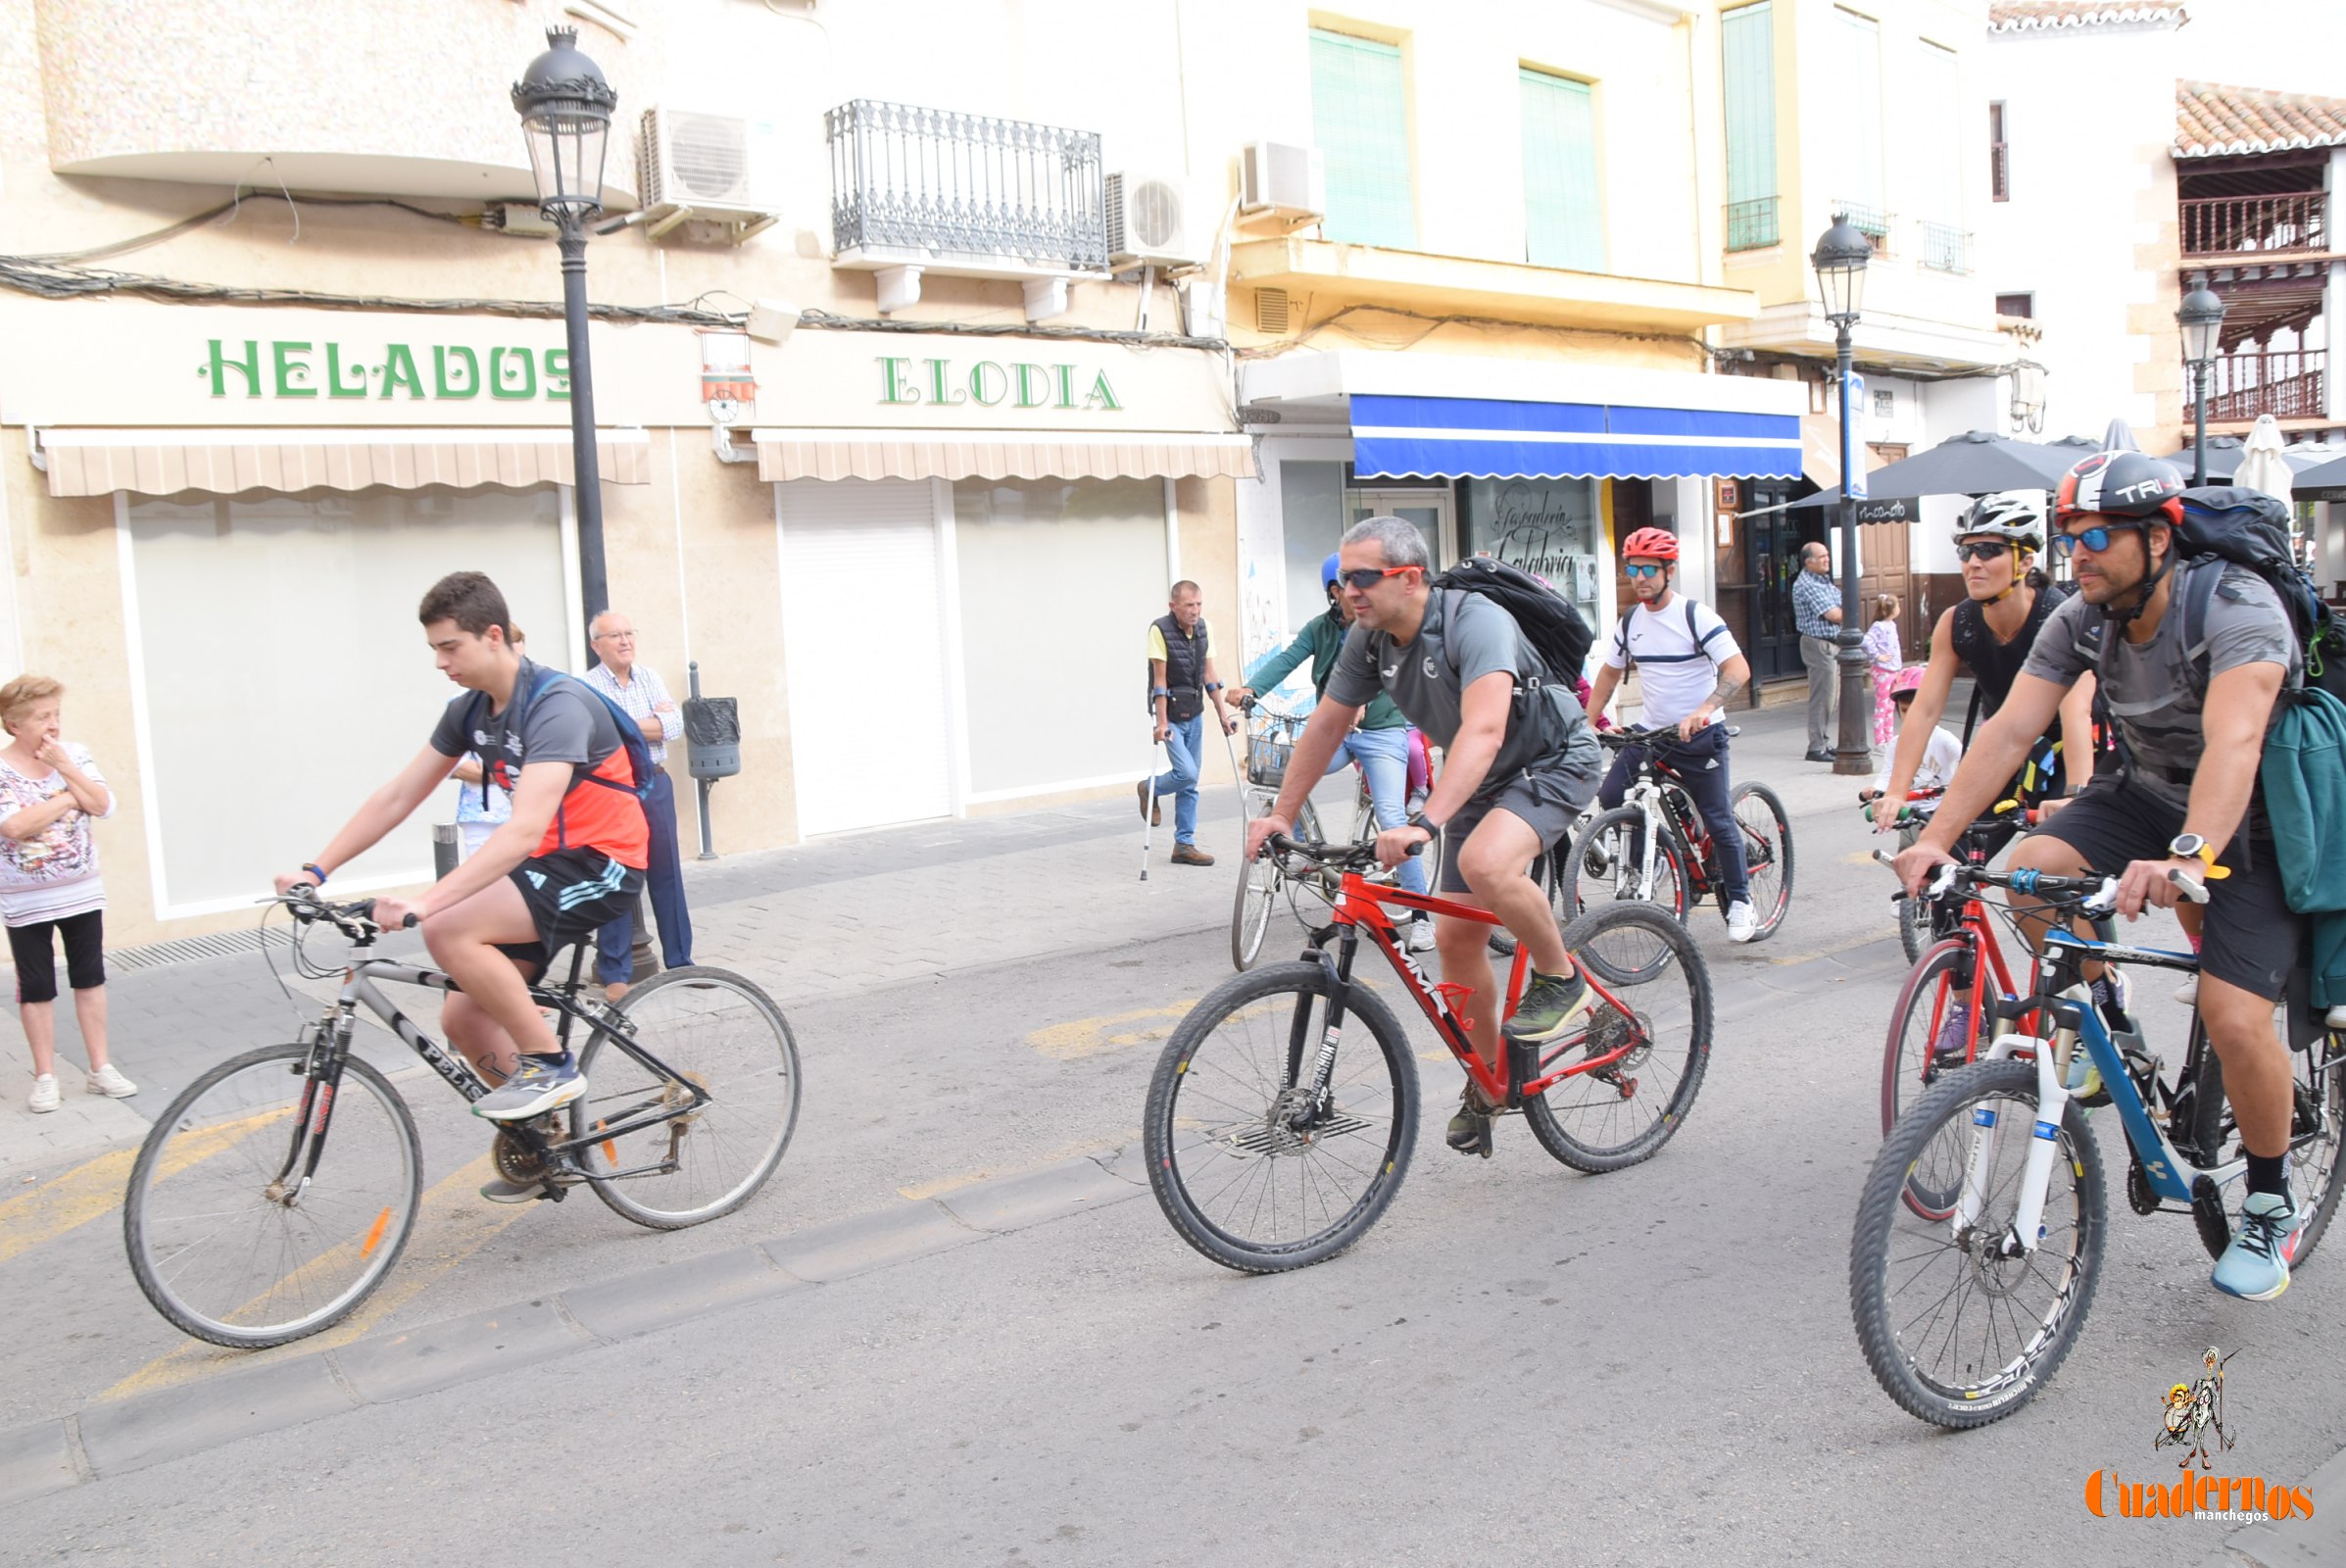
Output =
[
  {"x1": 464, "y1": 663, "x2": 657, "y2": 840},
  {"x1": 2171, "y1": 486, "x2": 2346, "y2": 703},
  {"x1": 1429, "y1": 556, "x2": 1596, "y2": 686}
]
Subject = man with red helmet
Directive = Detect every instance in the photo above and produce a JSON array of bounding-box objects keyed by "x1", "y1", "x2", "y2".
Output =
[
  {"x1": 1895, "y1": 450, "x2": 2309, "y2": 1303},
  {"x1": 1585, "y1": 526, "x2": 1759, "y2": 940}
]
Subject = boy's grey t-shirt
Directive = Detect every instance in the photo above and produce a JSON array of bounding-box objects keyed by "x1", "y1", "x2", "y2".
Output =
[
  {"x1": 1325, "y1": 589, "x2": 1595, "y2": 793},
  {"x1": 2020, "y1": 561, "x2": 2297, "y2": 808}
]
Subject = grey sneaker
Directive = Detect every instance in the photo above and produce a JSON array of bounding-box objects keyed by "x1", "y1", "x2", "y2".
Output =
[
  {"x1": 479, "y1": 1173, "x2": 549, "y2": 1204},
  {"x1": 1406, "y1": 917, "x2": 1437, "y2": 955},
  {"x1": 1502, "y1": 969, "x2": 1598, "y2": 1045},
  {"x1": 473, "y1": 1054, "x2": 586, "y2": 1121},
  {"x1": 1445, "y1": 1085, "x2": 1495, "y2": 1157}
]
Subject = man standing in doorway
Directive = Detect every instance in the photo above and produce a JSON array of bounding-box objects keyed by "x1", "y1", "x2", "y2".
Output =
[
  {"x1": 1792, "y1": 541, "x2": 1844, "y2": 761},
  {"x1": 585, "y1": 611, "x2": 691, "y2": 999},
  {"x1": 1142, "y1": 580, "x2": 1238, "y2": 867}
]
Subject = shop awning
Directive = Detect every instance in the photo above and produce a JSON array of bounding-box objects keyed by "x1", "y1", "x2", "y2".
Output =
[
  {"x1": 749, "y1": 429, "x2": 1255, "y2": 484},
  {"x1": 1349, "y1": 395, "x2": 1801, "y2": 481},
  {"x1": 33, "y1": 427, "x2": 652, "y2": 499}
]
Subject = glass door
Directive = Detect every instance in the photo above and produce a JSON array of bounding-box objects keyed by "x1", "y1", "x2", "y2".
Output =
[{"x1": 1345, "y1": 487, "x2": 1455, "y2": 569}]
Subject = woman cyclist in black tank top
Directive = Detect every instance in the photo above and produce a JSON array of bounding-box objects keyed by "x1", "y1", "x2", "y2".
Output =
[{"x1": 1871, "y1": 493, "x2": 2099, "y2": 836}]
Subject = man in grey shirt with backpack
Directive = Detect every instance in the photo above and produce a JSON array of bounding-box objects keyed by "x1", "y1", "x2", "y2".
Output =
[{"x1": 1245, "y1": 516, "x2": 1602, "y2": 1157}]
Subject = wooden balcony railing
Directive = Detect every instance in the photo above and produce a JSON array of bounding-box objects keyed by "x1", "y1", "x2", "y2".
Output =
[
  {"x1": 2180, "y1": 192, "x2": 2326, "y2": 257},
  {"x1": 2189, "y1": 348, "x2": 2327, "y2": 422}
]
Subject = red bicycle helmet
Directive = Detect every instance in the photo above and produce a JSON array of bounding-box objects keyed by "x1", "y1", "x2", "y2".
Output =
[
  {"x1": 2054, "y1": 450, "x2": 2184, "y2": 527},
  {"x1": 1622, "y1": 526, "x2": 1681, "y2": 562}
]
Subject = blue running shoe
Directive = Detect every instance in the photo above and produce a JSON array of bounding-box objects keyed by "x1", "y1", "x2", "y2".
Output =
[
  {"x1": 2211, "y1": 1189, "x2": 2305, "y2": 1302},
  {"x1": 474, "y1": 1053, "x2": 586, "y2": 1122}
]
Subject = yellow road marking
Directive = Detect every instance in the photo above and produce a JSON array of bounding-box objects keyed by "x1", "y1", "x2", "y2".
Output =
[
  {"x1": 1025, "y1": 1001, "x2": 1199, "y2": 1061},
  {"x1": 1764, "y1": 931, "x2": 1895, "y2": 968},
  {"x1": 102, "y1": 1153, "x2": 529, "y2": 1401},
  {"x1": 896, "y1": 1127, "x2": 1144, "y2": 1200},
  {"x1": 0, "y1": 1105, "x2": 291, "y2": 1268}
]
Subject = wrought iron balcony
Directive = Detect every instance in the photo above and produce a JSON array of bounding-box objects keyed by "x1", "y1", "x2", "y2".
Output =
[
  {"x1": 1919, "y1": 221, "x2": 1972, "y2": 275},
  {"x1": 2180, "y1": 192, "x2": 2325, "y2": 258},
  {"x1": 2189, "y1": 347, "x2": 2327, "y2": 422},
  {"x1": 1833, "y1": 200, "x2": 1894, "y2": 257},
  {"x1": 1725, "y1": 197, "x2": 1780, "y2": 253},
  {"x1": 826, "y1": 99, "x2": 1107, "y2": 275}
]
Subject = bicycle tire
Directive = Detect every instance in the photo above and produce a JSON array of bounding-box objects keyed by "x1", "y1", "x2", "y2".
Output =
[
  {"x1": 1895, "y1": 823, "x2": 1931, "y2": 964},
  {"x1": 1881, "y1": 938, "x2": 1986, "y2": 1139},
  {"x1": 1231, "y1": 843, "x2": 1278, "y2": 971},
  {"x1": 1556, "y1": 805, "x2": 1687, "y2": 924},
  {"x1": 1849, "y1": 1058, "x2": 2106, "y2": 1429},
  {"x1": 124, "y1": 1044, "x2": 421, "y2": 1349},
  {"x1": 575, "y1": 965, "x2": 801, "y2": 1230},
  {"x1": 2289, "y1": 1032, "x2": 2346, "y2": 1267},
  {"x1": 1521, "y1": 903, "x2": 1712, "y2": 1172},
  {"x1": 1729, "y1": 782, "x2": 1794, "y2": 941},
  {"x1": 1144, "y1": 961, "x2": 1418, "y2": 1274}
]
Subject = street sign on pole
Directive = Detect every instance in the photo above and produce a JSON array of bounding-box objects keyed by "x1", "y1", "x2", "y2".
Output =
[{"x1": 1846, "y1": 373, "x2": 1868, "y2": 499}]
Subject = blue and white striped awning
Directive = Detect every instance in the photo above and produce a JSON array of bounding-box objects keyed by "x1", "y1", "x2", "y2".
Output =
[{"x1": 1351, "y1": 393, "x2": 1803, "y2": 481}]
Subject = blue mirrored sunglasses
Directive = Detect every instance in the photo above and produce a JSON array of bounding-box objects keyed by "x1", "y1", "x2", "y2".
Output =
[
  {"x1": 2050, "y1": 522, "x2": 2143, "y2": 557},
  {"x1": 1624, "y1": 563, "x2": 1667, "y2": 578}
]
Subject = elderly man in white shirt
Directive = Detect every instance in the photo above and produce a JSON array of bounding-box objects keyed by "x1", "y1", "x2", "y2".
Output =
[{"x1": 585, "y1": 611, "x2": 692, "y2": 999}]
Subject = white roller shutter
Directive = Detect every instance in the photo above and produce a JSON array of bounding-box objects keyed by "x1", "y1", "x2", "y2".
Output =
[{"x1": 777, "y1": 479, "x2": 954, "y2": 835}]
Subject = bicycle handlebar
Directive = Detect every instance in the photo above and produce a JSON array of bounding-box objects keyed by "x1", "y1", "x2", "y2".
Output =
[
  {"x1": 277, "y1": 884, "x2": 419, "y2": 937},
  {"x1": 1264, "y1": 832, "x2": 1425, "y2": 868},
  {"x1": 1869, "y1": 851, "x2": 2204, "y2": 915}
]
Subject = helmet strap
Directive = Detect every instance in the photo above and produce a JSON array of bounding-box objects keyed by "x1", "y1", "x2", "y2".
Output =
[{"x1": 2103, "y1": 528, "x2": 2174, "y2": 629}]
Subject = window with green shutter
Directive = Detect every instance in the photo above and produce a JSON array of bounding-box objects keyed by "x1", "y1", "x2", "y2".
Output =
[
  {"x1": 1521, "y1": 70, "x2": 1602, "y2": 271},
  {"x1": 1309, "y1": 28, "x2": 1415, "y2": 249},
  {"x1": 1721, "y1": 2, "x2": 1778, "y2": 251}
]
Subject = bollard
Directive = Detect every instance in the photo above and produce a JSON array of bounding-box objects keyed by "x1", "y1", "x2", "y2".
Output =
[{"x1": 431, "y1": 822, "x2": 460, "y2": 880}]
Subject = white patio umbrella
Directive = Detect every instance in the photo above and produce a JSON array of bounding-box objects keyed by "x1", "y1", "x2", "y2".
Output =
[{"x1": 2237, "y1": 414, "x2": 2296, "y2": 505}]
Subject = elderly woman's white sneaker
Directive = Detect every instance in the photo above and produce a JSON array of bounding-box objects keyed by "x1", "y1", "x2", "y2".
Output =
[
  {"x1": 27, "y1": 1074, "x2": 59, "y2": 1112},
  {"x1": 85, "y1": 1063, "x2": 137, "y2": 1099}
]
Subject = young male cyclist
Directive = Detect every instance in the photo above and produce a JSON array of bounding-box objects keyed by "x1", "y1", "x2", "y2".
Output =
[
  {"x1": 1894, "y1": 451, "x2": 2308, "y2": 1301},
  {"x1": 1582, "y1": 526, "x2": 1758, "y2": 942},
  {"x1": 1231, "y1": 551, "x2": 1434, "y2": 953},
  {"x1": 1872, "y1": 492, "x2": 2097, "y2": 844},
  {"x1": 272, "y1": 572, "x2": 648, "y2": 1188},
  {"x1": 1245, "y1": 516, "x2": 1604, "y2": 1157}
]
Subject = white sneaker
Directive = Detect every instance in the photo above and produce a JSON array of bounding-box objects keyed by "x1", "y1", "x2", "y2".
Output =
[
  {"x1": 1407, "y1": 917, "x2": 1437, "y2": 955},
  {"x1": 1725, "y1": 900, "x2": 1758, "y2": 944},
  {"x1": 85, "y1": 1063, "x2": 138, "y2": 1099},
  {"x1": 2175, "y1": 972, "x2": 2199, "y2": 1007},
  {"x1": 27, "y1": 1073, "x2": 59, "y2": 1113},
  {"x1": 2326, "y1": 1002, "x2": 2346, "y2": 1032}
]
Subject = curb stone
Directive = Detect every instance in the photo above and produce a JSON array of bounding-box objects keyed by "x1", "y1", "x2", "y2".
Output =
[{"x1": 2204, "y1": 1439, "x2": 2346, "y2": 1568}]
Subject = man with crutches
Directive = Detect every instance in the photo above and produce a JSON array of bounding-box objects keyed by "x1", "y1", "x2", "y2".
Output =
[{"x1": 1140, "y1": 580, "x2": 1237, "y2": 868}]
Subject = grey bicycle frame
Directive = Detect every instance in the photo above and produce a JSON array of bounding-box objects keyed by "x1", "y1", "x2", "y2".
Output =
[{"x1": 332, "y1": 958, "x2": 492, "y2": 1102}]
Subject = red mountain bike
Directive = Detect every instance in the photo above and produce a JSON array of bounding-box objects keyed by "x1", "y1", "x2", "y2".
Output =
[{"x1": 1144, "y1": 835, "x2": 1714, "y2": 1273}]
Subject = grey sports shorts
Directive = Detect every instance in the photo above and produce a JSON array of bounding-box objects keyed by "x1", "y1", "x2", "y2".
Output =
[{"x1": 1437, "y1": 759, "x2": 1598, "y2": 895}]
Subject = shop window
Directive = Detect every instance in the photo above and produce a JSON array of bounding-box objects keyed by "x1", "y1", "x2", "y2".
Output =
[
  {"x1": 122, "y1": 486, "x2": 571, "y2": 913},
  {"x1": 1309, "y1": 28, "x2": 1415, "y2": 249},
  {"x1": 1458, "y1": 477, "x2": 1603, "y2": 630},
  {"x1": 951, "y1": 479, "x2": 1167, "y2": 799}
]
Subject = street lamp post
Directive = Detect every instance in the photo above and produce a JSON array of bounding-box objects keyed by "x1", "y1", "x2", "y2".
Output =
[
  {"x1": 2176, "y1": 275, "x2": 2227, "y2": 487},
  {"x1": 513, "y1": 26, "x2": 618, "y2": 651},
  {"x1": 1812, "y1": 214, "x2": 1873, "y2": 777}
]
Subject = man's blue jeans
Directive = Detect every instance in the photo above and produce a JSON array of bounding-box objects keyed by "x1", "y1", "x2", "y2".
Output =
[
  {"x1": 1151, "y1": 712, "x2": 1204, "y2": 845},
  {"x1": 596, "y1": 768, "x2": 694, "y2": 984},
  {"x1": 1329, "y1": 726, "x2": 1428, "y2": 897}
]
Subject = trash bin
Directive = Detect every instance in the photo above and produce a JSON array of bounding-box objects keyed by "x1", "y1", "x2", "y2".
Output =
[{"x1": 683, "y1": 696, "x2": 740, "y2": 779}]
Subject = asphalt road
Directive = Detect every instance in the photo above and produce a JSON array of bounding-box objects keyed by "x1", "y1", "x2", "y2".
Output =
[{"x1": 4, "y1": 767, "x2": 2342, "y2": 1565}]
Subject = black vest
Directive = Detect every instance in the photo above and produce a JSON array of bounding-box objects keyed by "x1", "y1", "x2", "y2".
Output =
[{"x1": 1151, "y1": 613, "x2": 1207, "y2": 719}]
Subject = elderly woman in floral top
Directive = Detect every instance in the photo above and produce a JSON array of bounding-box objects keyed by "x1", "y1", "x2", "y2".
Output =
[{"x1": 0, "y1": 675, "x2": 132, "y2": 1112}]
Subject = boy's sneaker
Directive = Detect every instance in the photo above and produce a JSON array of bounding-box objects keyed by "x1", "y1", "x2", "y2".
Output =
[
  {"x1": 86, "y1": 1063, "x2": 138, "y2": 1099},
  {"x1": 1407, "y1": 917, "x2": 1437, "y2": 954},
  {"x1": 1725, "y1": 900, "x2": 1758, "y2": 943},
  {"x1": 479, "y1": 1174, "x2": 550, "y2": 1204},
  {"x1": 27, "y1": 1074, "x2": 59, "y2": 1113},
  {"x1": 2175, "y1": 972, "x2": 2199, "y2": 1007},
  {"x1": 2211, "y1": 1189, "x2": 2306, "y2": 1302},
  {"x1": 1503, "y1": 969, "x2": 1598, "y2": 1045},
  {"x1": 1445, "y1": 1085, "x2": 1495, "y2": 1157},
  {"x1": 473, "y1": 1054, "x2": 586, "y2": 1121}
]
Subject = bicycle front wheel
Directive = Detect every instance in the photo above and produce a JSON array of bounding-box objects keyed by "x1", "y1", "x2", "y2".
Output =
[
  {"x1": 124, "y1": 1044, "x2": 421, "y2": 1349},
  {"x1": 576, "y1": 965, "x2": 801, "y2": 1229},
  {"x1": 1144, "y1": 961, "x2": 1417, "y2": 1273},
  {"x1": 1231, "y1": 845, "x2": 1279, "y2": 970},
  {"x1": 1730, "y1": 782, "x2": 1794, "y2": 940},
  {"x1": 1556, "y1": 806, "x2": 1686, "y2": 923},
  {"x1": 1522, "y1": 903, "x2": 1712, "y2": 1172},
  {"x1": 1849, "y1": 1058, "x2": 2106, "y2": 1429}
]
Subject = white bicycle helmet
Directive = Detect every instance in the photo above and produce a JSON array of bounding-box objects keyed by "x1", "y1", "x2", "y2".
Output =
[{"x1": 1954, "y1": 491, "x2": 2044, "y2": 552}]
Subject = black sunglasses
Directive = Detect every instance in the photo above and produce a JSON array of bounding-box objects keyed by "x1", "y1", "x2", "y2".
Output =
[
  {"x1": 1953, "y1": 541, "x2": 2011, "y2": 564},
  {"x1": 1337, "y1": 565, "x2": 1418, "y2": 590}
]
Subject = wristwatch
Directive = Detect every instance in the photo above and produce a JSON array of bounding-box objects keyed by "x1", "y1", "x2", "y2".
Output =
[
  {"x1": 2168, "y1": 833, "x2": 2215, "y2": 868},
  {"x1": 1405, "y1": 811, "x2": 1442, "y2": 839}
]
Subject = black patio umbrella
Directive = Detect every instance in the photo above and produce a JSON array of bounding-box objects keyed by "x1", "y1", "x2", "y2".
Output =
[
  {"x1": 1781, "y1": 491, "x2": 1920, "y2": 522},
  {"x1": 2167, "y1": 434, "x2": 2335, "y2": 484},
  {"x1": 1852, "y1": 429, "x2": 2089, "y2": 498},
  {"x1": 2294, "y1": 450, "x2": 2346, "y2": 497}
]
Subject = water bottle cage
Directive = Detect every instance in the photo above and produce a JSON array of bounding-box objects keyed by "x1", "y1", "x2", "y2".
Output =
[{"x1": 1432, "y1": 982, "x2": 1478, "y2": 1032}]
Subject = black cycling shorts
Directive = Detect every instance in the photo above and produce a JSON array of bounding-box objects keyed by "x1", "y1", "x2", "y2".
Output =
[{"x1": 496, "y1": 848, "x2": 645, "y2": 974}]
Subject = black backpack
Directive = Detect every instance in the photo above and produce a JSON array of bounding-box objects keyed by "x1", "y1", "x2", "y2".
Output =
[
  {"x1": 1429, "y1": 556, "x2": 1596, "y2": 687},
  {"x1": 2169, "y1": 486, "x2": 2346, "y2": 703}
]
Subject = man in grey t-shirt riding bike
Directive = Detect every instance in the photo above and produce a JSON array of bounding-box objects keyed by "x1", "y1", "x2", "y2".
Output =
[{"x1": 1244, "y1": 516, "x2": 1603, "y2": 1156}]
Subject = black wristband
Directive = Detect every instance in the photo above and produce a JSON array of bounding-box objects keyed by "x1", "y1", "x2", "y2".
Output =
[{"x1": 1406, "y1": 811, "x2": 1441, "y2": 837}]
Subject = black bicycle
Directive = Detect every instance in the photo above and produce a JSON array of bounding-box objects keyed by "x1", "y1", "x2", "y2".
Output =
[{"x1": 123, "y1": 888, "x2": 801, "y2": 1348}]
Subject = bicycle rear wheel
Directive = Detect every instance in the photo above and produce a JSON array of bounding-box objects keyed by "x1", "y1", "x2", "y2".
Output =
[
  {"x1": 1850, "y1": 1058, "x2": 2105, "y2": 1429},
  {"x1": 1882, "y1": 938, "x2": 1986, "y2": 1138},
  {"x1": 1522, "y1": 903, "x2": 1712, "y2": 1172},
  {"x1": 2290, "y1": 1030, "x2": 2346, "y2": 1267},
  {"x1": 1895, "y1": 824, "x2": 1931, "y2": 963},
  {"x1": 575, "y1": 965, "x2": 801, "y2": 1229},
  {"x1": 124, "y1": 1044, "x2": 420, "y2": 1349},
  {"x1": 1730, "y1": 782, "x2": 1793, "y2": 940},
  {"x1": 1144, "y1": 961, "x2": 1417, "y2": 1273},
  {"x1": 1556, "y1": 806, "x2": 1686, "y2": 923}
]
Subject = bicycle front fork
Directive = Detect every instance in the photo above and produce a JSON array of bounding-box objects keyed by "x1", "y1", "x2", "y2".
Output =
[{"x1": 1960, "y1": 1029, "x2": 2076, "y2": 1256}]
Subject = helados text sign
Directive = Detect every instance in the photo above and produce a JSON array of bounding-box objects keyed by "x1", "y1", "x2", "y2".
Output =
[{"x1": 201, "y1": 338, "x2": 573, "y2": 402}]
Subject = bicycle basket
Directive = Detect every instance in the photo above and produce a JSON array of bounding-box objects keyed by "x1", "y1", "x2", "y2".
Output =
[{"x1": 1246, "y1": 730, "x2": 1294, "y2": 788}]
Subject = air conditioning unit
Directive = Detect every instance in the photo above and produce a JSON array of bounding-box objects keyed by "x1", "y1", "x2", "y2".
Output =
[
  {"x1": 1105, "y1": 171, "x2": 1203, "y2": 270},
  {"x1": 638, "y1": 107, "x2": 782, "y2": 230},
  {"x1": 1241, "y1": 140, "x2": 1325, "y2": 221}
]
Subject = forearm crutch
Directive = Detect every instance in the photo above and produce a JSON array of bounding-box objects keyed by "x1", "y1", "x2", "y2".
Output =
[{"x1": 1140, "y1": 737, "x2": 1164, "y2": 882}]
